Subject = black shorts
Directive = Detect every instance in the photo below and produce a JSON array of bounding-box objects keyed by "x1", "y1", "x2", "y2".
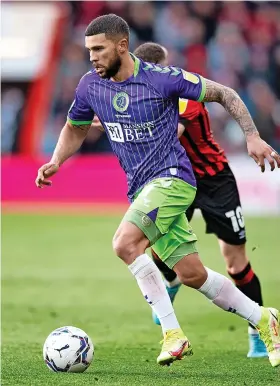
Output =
[{"x1": 187, "y1": 164, "x2": 246, "y2": 245}]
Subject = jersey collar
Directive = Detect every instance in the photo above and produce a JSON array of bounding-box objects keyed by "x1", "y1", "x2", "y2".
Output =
[{"x1": 130, "y1": 53, "x2": 140, "y2": 77}]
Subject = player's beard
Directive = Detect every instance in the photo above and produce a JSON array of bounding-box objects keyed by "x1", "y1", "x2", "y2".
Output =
[{"x1": 99, "y1": 51, "x2": 122, "y2": 79}]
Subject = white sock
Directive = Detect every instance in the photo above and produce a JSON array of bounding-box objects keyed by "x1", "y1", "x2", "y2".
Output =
[
  {"x1": 248, "y1": 326, "x2": 259, "y2": 335},
  {"x1": 163, "y1": 276, "x2": 181, "y2": 288},
  {"x1": 128, "y1": 254, "x2": 180, "y2": 333},
  {"x1": 198, "y1": 268, "x2": 262, "y2": 327}
]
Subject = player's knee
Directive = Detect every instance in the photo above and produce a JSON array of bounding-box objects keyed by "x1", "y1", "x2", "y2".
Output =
[
  {"x1": 112, "y1": 233, "x2": 134, "y2": 262},
  {"x1": 221, "y1": 242, "x2": 247, "y2": 274},
  {"x1": 112, "y1": 232, "x2": 149, "y2": 265}
]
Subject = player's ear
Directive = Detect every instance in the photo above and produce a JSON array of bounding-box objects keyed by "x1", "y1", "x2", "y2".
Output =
[{"x1": 118, "y1": 38, "x2": 128, "y2": 54}]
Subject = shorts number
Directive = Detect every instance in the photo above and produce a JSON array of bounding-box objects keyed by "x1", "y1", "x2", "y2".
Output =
[{"x1": 225, "y1": 206, "x2": 245, "y2": 232}]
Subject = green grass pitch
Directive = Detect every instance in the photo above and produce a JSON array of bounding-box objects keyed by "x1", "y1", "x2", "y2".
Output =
[{"x1": 2, "y1": 213, "x2": 280, "y2": 385}]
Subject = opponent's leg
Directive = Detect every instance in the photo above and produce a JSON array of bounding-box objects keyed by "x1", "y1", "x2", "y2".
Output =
[
  {"x1": 151, "y1": 249, "x2": 178, "y2": 283},
  {"x1": 219, "y1": 240, "x2": 267, "y2": 357}
]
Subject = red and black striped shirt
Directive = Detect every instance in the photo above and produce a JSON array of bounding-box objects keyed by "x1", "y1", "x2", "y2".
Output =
[{"x1": 179, "y1": 99, "x2": 228, "y2": 178}]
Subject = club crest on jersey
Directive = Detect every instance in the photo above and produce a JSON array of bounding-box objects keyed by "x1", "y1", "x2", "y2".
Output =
[
  {"x1": 113, "y1": 92, "x2": 129, "y2": 113},
  {"x1": 182, "y1": 70, "x2": 200, "y2": 84}
]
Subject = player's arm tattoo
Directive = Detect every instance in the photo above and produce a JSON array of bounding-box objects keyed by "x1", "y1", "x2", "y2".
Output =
[{"x1": 202, "y1": 79, "x2": 259, "y2": 139}]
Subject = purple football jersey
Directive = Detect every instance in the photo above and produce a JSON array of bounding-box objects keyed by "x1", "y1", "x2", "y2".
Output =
[{"x1": 68, "y1": 56, "x2": 206, "y2": 201}]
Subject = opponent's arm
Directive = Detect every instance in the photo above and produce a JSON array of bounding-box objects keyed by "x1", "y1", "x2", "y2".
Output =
[
  {"x1": 35, "y1": 121, "x2": 91, "y2": 188},
  {"x1": 177, "y1": 122, "x2": 186, "y2": 138},
  {"x1": 91, "y1": 116, "x2": 105, "y2": 132},
  {"x1": 178, "y1": 117, "x2": 191, "y2": 138},
  {"x1": 201, "y1": 79, "x2": 280, "y2": 171}
]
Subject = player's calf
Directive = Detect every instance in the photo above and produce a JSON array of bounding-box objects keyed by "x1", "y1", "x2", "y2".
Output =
[
  {"x1": 173, "y1": 252, "x2": 207, "y2": 289},
  {"x1": 220, "y1": 242, "x2": 247, "y2": 274}
]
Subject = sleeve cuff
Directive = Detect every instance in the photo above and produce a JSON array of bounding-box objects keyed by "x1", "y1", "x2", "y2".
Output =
[
  {"x1": 197, "y1": 76, "x2": 206, "y2": 102},
  {"x1": 67, "y1": 117, "x2": 93, "y2": 125}
]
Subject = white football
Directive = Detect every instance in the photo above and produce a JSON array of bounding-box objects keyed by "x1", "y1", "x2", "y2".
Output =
[{"x1": 43, "y1": 326, "x2": 94, "y2": 373}]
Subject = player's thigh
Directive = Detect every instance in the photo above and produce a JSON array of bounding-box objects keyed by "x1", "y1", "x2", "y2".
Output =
[
  {"x1": 113, "y1": 219, "x2": 150, "y2": 250},
  {"x1": 123, "y1": 177, "x2": 197, "y2": 245},
  {"x1": 199, "y1": 169, "x2": 246, "y2": 245},
  {"x1": 153, "y1": 212, "x2": 197, "y2": 269}
]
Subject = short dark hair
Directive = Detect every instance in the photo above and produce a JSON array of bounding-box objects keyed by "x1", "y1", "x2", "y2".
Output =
[
  {"x1": 85, "y1": 14, "x2": 129, "y2": 42},
  {"x1": 134, "y1": 42, "x2": 166, "y2": 64}
]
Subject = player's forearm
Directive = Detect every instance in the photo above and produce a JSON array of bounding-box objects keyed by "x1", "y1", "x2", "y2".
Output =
[
  {"x1": 202, "y1": 79, "x2": 259, "y2": 140},
  {"x1": 50, "y1": 122, "x2": 90, "y2": 166}
]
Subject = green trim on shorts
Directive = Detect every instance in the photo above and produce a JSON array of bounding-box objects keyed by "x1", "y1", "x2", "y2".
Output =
[
  {"x1": 164, "y1": 241, "x2": 198, "y2": 269},
  {"x1": 123, "y1": 209, "x2": 162, "y2": 245}
]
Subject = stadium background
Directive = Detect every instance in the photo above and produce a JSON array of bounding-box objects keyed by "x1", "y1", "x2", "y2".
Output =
[{"x1": 2, "y1": 1, "x2": 280, "y2": 385}]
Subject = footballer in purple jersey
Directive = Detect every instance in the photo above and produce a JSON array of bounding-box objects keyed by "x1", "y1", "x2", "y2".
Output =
[
  {"x1": 36, "y1": 14, "x2": 280, "y2": 368},
  {"x1": 67, "y1": 54, "x2": 204, "y2": 201}
]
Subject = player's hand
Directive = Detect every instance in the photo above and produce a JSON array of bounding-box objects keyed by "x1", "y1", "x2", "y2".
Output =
[
  {"x1": 247, "y1": 134, "x2": 280, "y2": 172},
  {"x1": 35, "y1": 163, "x2": 59, "y2": 188}
]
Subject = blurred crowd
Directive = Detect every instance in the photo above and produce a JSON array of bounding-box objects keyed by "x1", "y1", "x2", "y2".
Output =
[
  {"x1": 1, "y1": 86, "x2": 25, "y2": 153},
  {"x1": 3, "y1": 1, "x2": 280, "y2": 155}
]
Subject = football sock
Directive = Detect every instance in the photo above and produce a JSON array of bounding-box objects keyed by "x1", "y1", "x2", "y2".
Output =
[
  {"x1": 228, "y1": 262, "x2": 263, "y2": 330},
  {"x1": 128, "y1": 254, "x2": 180, "y2": 333},
  {"x1": 151, "y1": 249, "x2": 178, "y2": 282},
  {"x1": 198, "y1": 267, "x2": 261, "y2": 327},
  {"x1": 163, "y1": 276, "x2": 181, "y2": 288},
  {"x1": 248, "y1": 326, "x2": 259, "y2": 335}
]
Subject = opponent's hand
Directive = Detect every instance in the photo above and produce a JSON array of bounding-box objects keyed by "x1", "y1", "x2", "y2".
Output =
[
  {"x1": 35, "y1": 163, "x2": 59, "y2": 188},
  {"x1": 177, "y1": 123, "x2": 185, "y2": 138},
  {"x1": 91, "y1": 116, "x2": 104, "y2": 132},
  {"x1": 247, "y1": 135, "x2": 280, "y2": 172}
]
